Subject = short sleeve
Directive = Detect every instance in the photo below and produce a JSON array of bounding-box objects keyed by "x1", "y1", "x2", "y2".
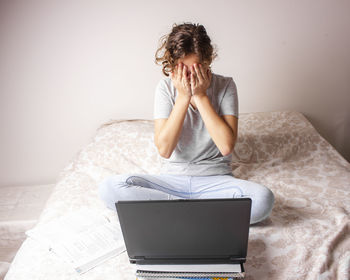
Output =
[
  {"x1": 219, "y1": 78, "x2": 239, "y2": 118},
  {"x1": 153, "y1": 79, "x2": 173, "y2": 119}
]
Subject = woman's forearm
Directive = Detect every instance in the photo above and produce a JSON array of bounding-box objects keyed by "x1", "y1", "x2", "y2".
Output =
[
  {"x1": 157, "y1": 94, "x2": 191, "y2": 158},
  {"x1": 194, "y1": 94, "x2": 236, "y2": 156}
]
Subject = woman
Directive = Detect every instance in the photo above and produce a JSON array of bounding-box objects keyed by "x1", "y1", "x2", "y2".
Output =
[{"x1": 98, "y1": 22, "x2": 274, "y2": 224}]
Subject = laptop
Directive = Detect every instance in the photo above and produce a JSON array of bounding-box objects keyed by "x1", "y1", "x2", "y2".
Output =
[{"x1": 115, "y1": 198, "x2": 251, "y2": 278}]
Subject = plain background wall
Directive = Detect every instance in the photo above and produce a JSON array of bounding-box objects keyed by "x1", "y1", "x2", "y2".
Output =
[{"x1": 0, "y1": 0, "x2": 349, "y2": 187}]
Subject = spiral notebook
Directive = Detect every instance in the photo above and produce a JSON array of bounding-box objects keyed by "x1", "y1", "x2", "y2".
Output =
[
  {"x1": 116, "y1": 198, "x2": 252, "y2": 279},
  {"x1": 134, "y1": 263, "x2": 245, "y2": 279}
]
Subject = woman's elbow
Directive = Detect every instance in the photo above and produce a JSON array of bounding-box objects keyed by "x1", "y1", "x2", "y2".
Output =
[
  {"x1": 221, "y1": 138, "x2": 236, "y2": 156},
  {"x1": 158, "y1": 148, "x2": 171, "y2": 159},
  {"x1": 221, "y1": 146, "x2": 233, "y2": 157},
  {"x1": 155, "y1": 139, "x2": 172, "y2": 159}
]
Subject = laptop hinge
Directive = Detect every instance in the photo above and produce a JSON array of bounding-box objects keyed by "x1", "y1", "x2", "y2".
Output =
[
  {"x1": 230, "y1": 257, "x2": 246, "y2": 263},
  {"x1": 130, "y1": 256, "x2": 145, "y2": 264},
  {"x1": 131, "y1": 256, "x2": 245, "y2": 264}
]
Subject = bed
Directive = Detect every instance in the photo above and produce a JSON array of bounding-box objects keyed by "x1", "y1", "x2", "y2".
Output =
[{"x1": 4, "y1": 110, "x2": 350, "y2": 280}]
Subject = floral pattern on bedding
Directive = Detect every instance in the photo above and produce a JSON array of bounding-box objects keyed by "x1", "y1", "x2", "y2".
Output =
[{"x1": 5, "y1": 111, "x2": 350, "y2": 280}]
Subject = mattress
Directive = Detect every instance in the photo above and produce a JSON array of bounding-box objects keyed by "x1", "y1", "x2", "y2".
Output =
[{"x1": 4, "y1": 111, "x2": 350, "y2": 280}]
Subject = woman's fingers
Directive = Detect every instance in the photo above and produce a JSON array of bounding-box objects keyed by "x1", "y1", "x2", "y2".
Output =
[
  {"x1": 208, "y1": 68, "x2": 212, "y2": 80},
  {"x1": 183, "y1": 65, "x2": 191, "y2": 87},
  {"x1": 182, "y1": 64, "x2": 187, "y2": 78},
  {"x1": 182, "y1": 65, "x2": 189, "y2": 82},
  {"x1": 199, "y1": 64, "x2": 207, "y2": 80},
  {"x1": 177, "y1": 63, "x2": 182, "y2": 80},
  {"x1": 193, "y1": 64, "x2": 204, "y2": 83},
  {"x1": 190, "y1": 71, "x2": 196, "y2": 87}
]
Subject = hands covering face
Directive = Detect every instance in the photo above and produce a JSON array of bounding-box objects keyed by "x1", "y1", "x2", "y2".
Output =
[{"x1": 170, "y1": 62, "x2": 212, "y2": 98}]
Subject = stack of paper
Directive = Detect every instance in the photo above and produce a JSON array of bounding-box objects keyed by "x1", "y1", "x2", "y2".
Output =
[
  {"x1": 25, "y1": 208, "x2": 126, "y2": 274},
  {"x1": 135, "y1": 263, "x2": 245, "y2": 279}
]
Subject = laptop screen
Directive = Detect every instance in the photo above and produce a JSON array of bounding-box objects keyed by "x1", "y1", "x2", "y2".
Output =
[{"x1": 116, "y1": 198, "x2": 251, "y2": 264}]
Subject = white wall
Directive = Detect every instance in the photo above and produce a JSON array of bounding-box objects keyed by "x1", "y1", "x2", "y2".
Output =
[{"x1": 1, "y1": 0, "x2": 349, "y2": 187}]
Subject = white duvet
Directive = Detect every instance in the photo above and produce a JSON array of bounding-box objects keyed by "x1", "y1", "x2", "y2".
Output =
[{"x1": 4, "y1": 111, "x2": 350, "y2": 280}]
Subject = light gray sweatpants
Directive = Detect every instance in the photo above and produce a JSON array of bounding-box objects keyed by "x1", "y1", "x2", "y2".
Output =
[{"x1": 98, "y1": 173, "x2": 274, "y2": 225}]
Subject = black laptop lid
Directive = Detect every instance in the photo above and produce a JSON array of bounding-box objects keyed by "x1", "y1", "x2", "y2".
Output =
[
  {"x1": 116, "y1": 198, "x2": 251, "y2": 264},
  {"x1": 116, "y1": 198, "x2": 251, "y2": 263}
]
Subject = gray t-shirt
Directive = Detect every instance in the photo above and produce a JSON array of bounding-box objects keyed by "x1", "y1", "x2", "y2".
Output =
[{"x1": 153, "y1": 72, "x2": 238, "y2": 176}]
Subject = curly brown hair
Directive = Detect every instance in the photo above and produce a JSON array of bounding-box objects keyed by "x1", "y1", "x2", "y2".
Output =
[{"x1": 155, "y1": 22, "x2": 218, "y2": 77}]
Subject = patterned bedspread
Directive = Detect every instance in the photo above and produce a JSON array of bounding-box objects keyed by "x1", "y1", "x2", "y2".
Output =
[{"x1": 4, "y1": 111, "x2": 350, "y2": 280}]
